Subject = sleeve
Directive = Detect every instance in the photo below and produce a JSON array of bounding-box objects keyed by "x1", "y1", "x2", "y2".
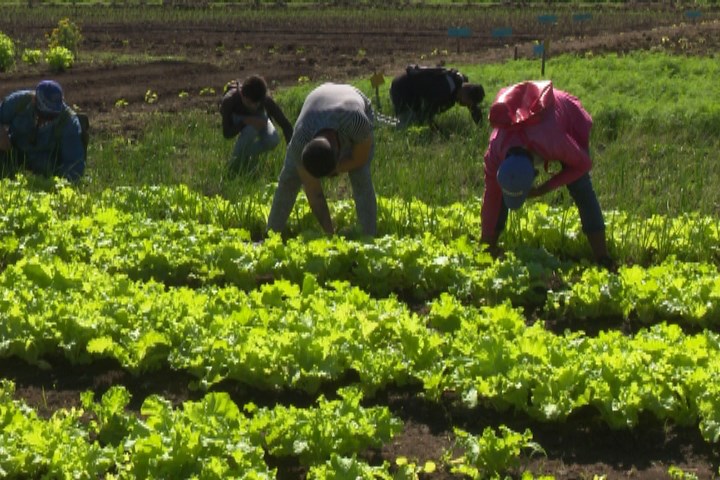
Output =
[
  {"x1": 543, "y1": 135, "x2": 592, "y2": 191},
  {"x1": 0, "y1": 92, "x2": 24, "y2": 125},
  {"x1": 480, "y1": 131, "x2": 505, "y2": 241},
  {"x1": 344, "y1": 110, "x2": 372, "y2": 145},
  {"x1": 389, "y1": 73, "x2": 407, "y2": 105},
  {"x1": 0, "y1": 99, "x2": 9, "y2": 125},
  {"x1": 285, "y1": 126, "x2": 307, "y2": 170},
  {"x1": 58, "y1": 115, "x2": 85, "y2": 182},
  {"x1": 564, "y1": 93, "x2": 592, "y2": 150},
  {"x1": 264, "y1": 96, "x2": 294, "y2": 144},
  {"x1": 220, "y1": 90, "x2": 241, "y2": 139},
  {"x1": 542, "y1": 96, "x2": 593, "y2": 190}
]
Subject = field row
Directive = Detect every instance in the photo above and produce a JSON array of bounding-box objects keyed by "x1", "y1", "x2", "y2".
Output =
[
  {"x1": 2, "y1": 179, "x2": 719, "y2": 264},
  {"x1": 3, "y1": 256, "x2": 720, "y2": 443}
]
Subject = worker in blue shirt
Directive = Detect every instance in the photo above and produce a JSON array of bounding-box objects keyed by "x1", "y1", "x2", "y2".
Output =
[{"x1": 0, "y1": 80, "x2": 86, "y2": 182}]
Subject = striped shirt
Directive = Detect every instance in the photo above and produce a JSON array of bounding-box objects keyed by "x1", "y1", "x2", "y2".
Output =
[{"x1": 286, "y1": 83, "x2": 373, "y2": 167}]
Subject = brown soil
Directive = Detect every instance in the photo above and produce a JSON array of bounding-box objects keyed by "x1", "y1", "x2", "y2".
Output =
[
  {"x1": 2, "y1": 7, "x2": 718, "y2": 137},
  {"x1": 1, "y1": 5, "x2": 719, "y2": 479}
]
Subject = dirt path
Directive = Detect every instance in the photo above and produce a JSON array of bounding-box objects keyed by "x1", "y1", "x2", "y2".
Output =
[{"x1": 1, "y1": 10, "x2": 718, "y2": 137}]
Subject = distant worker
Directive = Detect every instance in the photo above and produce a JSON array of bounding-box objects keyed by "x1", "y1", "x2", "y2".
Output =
[
  {"x1": 220, "y1": 74, "x2": 293, "y2": 176},
  {"x1": 0, "y1": 80, "x2": 86, "y2": 182},
  {"x1": 267, "y1": 82, "x2": 376, "y2": 236},
  {"x1": 390, "y1": 64, "x2": 485, "y2": 129},
  {"x1": 481, "y1": 80, "x2": 614, "y2": 268}
]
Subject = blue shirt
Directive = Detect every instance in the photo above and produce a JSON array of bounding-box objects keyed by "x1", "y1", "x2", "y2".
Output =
[{"x1": 0, "y1": 90, "x2": 85, "y2": 181}]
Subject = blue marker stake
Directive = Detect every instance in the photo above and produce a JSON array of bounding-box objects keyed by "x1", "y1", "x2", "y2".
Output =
[{"x1": 448, "y1": 27, "x2": 471, "y2": 53}]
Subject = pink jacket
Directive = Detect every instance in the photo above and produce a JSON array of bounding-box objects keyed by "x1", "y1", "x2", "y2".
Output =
[{"x1": 481, "y1": 81, "x2": 593, "y2": 241}]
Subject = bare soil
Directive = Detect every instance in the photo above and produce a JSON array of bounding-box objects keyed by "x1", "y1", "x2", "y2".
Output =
[
  {"x1": 2, "y1": 7, "x2": 718, "y2": 137},
  {"x1": 1, "y1": 5, "x2": 719, "y2": 479}
]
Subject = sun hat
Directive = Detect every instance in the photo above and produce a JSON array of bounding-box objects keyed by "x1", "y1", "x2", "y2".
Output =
[
  {"x1": 497, "y1": 150, "x2": 535, "y2": 210},
  {"x1": 35, "y1": 80, "x2": 65, "y2": 116}
]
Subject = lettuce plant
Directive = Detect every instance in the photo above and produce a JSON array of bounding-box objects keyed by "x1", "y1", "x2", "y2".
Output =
[{"x1": 0, "y1": 31, "x2": 15, "y2": 72}]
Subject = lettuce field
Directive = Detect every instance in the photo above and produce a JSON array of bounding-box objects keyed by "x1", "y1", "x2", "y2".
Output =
[
  {"x1": 1, "y1": 2, "x2": 720, "y2": 479},
  {"x1": 1, "y1": 176, "x2": 720, "y2": 478}
]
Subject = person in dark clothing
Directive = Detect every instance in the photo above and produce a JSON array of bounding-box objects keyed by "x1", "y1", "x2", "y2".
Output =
[
  {"x1": 0, "y1": 80, "x2": 85, "y2": 182},
  {"x1": 389, "y1": 64, "x2": 485, "y2": 129},
  {"x1": 220, "y1": 74, "x2": 293, "y2": 176}
]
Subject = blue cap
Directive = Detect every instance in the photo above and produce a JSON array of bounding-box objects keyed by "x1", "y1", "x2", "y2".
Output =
[
  {"x1": 497, "y1": 152, "x2": 535, "y2": 210},
  {"x1": 35, "y1": 80, "x2": 65, "y2": 115}
]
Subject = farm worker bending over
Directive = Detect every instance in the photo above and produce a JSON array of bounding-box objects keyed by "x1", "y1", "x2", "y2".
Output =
[
  {"x1": 390, "y1": 64, "x2": 485, "y2": 129},
  {"x1": 481, "y1": 80, "x2": 613, "y2": 268},
  {"x1": 267, "y1": 82, "x2": 377, "y2": 236},
  {"x1": 220, "y1": 74, "x2": 293, "y2": 176},
  {"x1": 0, "y1": 80, "x2": 85, "y2": 182}
]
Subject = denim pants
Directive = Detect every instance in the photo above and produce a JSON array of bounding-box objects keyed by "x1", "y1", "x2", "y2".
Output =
[
  {"x1": 267, "y1": 143, "x2": 377, "y2": 236},
  {"x1": 567, "y1": 172, "x2": 605, "y2": 234},
  {"x1": 497, "y1": 172, "x2": 605, "y2": 234},
  {"x1": 230, "y1": 115, "x2": 280, "y2": 173}
]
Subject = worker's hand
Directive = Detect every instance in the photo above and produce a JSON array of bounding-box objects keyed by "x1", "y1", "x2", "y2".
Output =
[
  {"x1": 333, "y1": 154, "x2": 356, "y2": 175},
  {"x1": 483, "y1": 242, "x2": 504, "y2": 260},
  {"x1": 489, "y1": 245, "x2": 505, "y2": 260},
  {"x1": 330, "y1": 157, "x2": 345, "y2": 176},
  {"x1": 225, "y1": 79, "x2": 240, "y2": 93},
  {"x1": 470, "y1": 106, "x2": 483, "y2": 125},
  {"x1": 597, "y1": 254, "x2": 618, "y2": 273},
  {"x1": 528, "y1": 183, "x2": 549, "y2": 199},
  {"x1": 243, "y1": 116, "x2": 268, "y2": 130}
]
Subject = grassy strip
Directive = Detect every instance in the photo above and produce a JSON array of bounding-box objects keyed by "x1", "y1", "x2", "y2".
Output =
[
  {"x1": 78, "y1": 50, "x2": 720, "y2": 221},
  {"x1": 0, "y1": 3, "x2": 705, "y2": 29}
]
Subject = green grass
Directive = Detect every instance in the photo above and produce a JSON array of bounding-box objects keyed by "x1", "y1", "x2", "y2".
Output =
[{"x1": 83, "y1": 50, "x2": 720, "y2": 226}]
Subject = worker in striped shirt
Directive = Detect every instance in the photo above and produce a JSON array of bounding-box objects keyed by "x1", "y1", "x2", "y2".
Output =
[{"x1": 267, "y1": 83, "x2": 377, "y2": 237}]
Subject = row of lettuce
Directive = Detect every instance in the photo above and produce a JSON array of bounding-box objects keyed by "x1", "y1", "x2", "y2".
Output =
[
  {"x1": 2, "y1": 194, "x2": 719, "y2": 326},
  {"x1": 2, "y1": 177, "x2": 720, "y2": 478},
  {"x1": 2, "y1": 258, "x2": 720, "y2": 444},
  {"x1": 1, "y1": 379, "x2": 551, "y2": 479},
  {"x1": 2, "y1": 177, "x2": 719, "y2": 266}
]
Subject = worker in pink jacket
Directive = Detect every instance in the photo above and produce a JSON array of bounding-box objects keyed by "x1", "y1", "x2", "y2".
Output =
[{"x1": 481, "y1": 80, "x2": 613, "y2": 267}]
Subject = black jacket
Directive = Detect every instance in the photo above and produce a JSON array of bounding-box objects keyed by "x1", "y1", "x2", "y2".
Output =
[
  {"x1": 220, "y1": 84, "x2": 293, "y2": 143},
  {"x1": 389, "y1": 65, "x2": 467, "y2": 124}
]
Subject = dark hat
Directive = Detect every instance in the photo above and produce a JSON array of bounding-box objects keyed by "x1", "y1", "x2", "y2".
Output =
[{"x1": 35, "y1": 80, "x2": 65, "y2": 115}]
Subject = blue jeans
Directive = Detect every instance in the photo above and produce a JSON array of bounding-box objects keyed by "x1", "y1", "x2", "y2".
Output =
[
  {"x1": 229, "y1": 115, "x2": 280, "y2": 174},
  {"x1": 497, "y1": 172, "x2": 605, "y2": 234},
  {"x1": 567, "y1": 172, "x2": 605, "y2": 234}
]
